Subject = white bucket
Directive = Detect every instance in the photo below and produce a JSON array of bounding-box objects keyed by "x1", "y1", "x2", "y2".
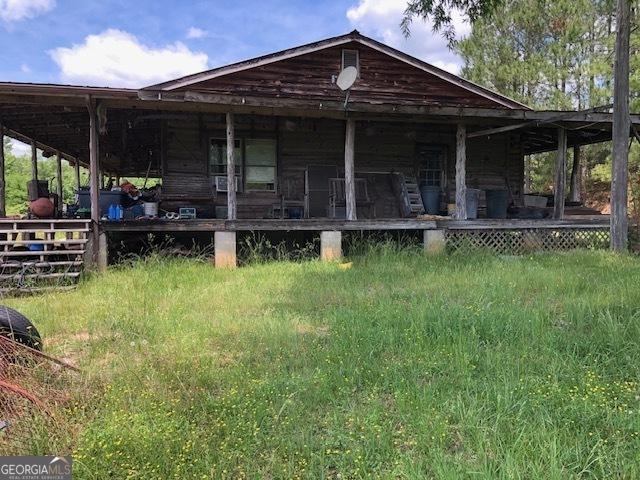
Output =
[{"x1": 143, "y1": 201, "x2": 159, "y2": 216}]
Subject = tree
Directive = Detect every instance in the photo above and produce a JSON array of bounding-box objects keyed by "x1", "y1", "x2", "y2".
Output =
[{"x1": 404, "y1": 0, "x2": 635, "y2": 251}]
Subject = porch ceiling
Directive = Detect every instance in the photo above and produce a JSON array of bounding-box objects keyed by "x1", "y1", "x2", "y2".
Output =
[{"x1": 0, "y1": 83, "x2": 637, "y2": 174}]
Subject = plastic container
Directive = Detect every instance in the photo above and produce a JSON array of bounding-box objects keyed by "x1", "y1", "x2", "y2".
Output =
[
  {"x1": 143, "y1": 202, "x2": 159, "y2": 217},
  {"x1": 420, "y1": 186, "x2": 441, "y2": 215},
  {"x1": 485, "y1": 189, "x2": 509, "y2": 218}
]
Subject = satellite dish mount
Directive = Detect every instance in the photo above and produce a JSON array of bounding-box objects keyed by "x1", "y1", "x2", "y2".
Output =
[{"x1": 336, "y1": 66, "x2": 358, "y2": 110}]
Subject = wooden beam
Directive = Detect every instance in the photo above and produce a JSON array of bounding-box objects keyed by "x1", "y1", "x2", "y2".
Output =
[
  {"x1": 553, "y1": 127, "x2": 567, "y2": 220},
  {"x1": 344, "y1": 118, "x2": 356, "y2": 221},
  {"x1": 467, "y1": 104, "x2": 614, "y2": 139},
  {"x1": 55, "y1": 151, "x2": 63, "y2": 205},
  {"x1": 0, "y1": 123, "x2": 5, "y2": 217},
  {"x1": 226, "y1": 112, "x2": 236, "y2": 220},
  {"x1": 75, "y1": 158, "x2": 81, "y2": 191},
  {"x1": 569, "y1": 145, "x2": 581, "y2": 202},
  {"x1": 87, "y1": 97, "x2": 101, "y2": 264},
  {"x1": 30, "y1": 141, "x2": 38, "y2": 181},
  {"x1": 611, "y1": 0, "x2": 631, "y2": 252},
  {"x1": 455, "y1": 123, "x2": 467, "y2": 220}
]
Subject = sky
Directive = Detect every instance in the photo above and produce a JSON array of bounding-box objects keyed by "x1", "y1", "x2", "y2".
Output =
[{"x1": 0, "y1": 0, "x2": 468, "y2": 88}]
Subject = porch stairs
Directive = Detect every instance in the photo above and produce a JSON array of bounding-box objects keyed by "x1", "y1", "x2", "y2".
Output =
[{"x1": 392, "y1": 173, "x2": 424, "y2": 217}]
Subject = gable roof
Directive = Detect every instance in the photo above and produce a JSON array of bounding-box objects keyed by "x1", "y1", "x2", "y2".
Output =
[{"x1": 143, "y1": 30, "x2": 530, "y2": 110}]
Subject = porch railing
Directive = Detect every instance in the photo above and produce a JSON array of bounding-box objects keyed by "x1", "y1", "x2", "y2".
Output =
[{"x1": 0, "y1": 219, "x2": 92, "y2": 293}]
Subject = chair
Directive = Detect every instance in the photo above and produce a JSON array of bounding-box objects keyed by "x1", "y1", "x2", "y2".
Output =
[{"x1": 328, "y1": 177, "x2": 375, "y2": 218}]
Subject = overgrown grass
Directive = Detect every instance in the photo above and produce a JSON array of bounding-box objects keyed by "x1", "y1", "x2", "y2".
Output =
[{"x1": 4, "y1": 249, "x2": 640, "y2": 478}]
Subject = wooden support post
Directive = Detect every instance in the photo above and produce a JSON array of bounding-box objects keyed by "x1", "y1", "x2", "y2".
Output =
[
  {"x1": 423, "y1": 229, "x2": 445, "y2": 254},
  {"x1": 74, "y1": 160, "x2": 81, "y2": 192},
  {"x1": 30, "y1": 141, "x2": 38, "y2": 181},
  {"x1": 553, "y1": 127, "x2": 567, "y2": 220},
  {"x1": 320, "y1": 231, "x2": 342, "y2": 261},
  {"x1": 455, "y1": 124, "x2": 467, "y2": 220},
  {"x1": 344, "y1": 118, "x2": 356, "y2": 221},
  {"x1": 55, "y1": 151, "x2": 63, "y2": 205},
  {"x1": 569, "y1": 145, "x2": 581, "y2": 203},
  {"x1": 226, "y1": 112, "x2": 237, "y2": 220},
  {"x1": 214, "y1": 231, "x2": 237, "y2": 268},
  {"x1": 0, "y1": 123, "x2": 5, "y2": 217},
  {"x1": 88, "y1": 98, "x2": 101, "y2": 264},
  {"x1": 611, "y1": 0, "x2": 631, "y2": 251}
]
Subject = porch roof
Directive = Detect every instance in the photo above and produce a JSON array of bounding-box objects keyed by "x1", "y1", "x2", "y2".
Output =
[{"x1": 0, "y1": 81, "x2": 638, "y2": 176}]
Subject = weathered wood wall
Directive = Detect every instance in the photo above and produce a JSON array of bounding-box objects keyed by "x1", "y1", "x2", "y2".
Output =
[
  {"x1": 179, "y1": 42, "x2": 504, "y2": 109},
  {"x1": 161, "y1": 114, "x2": 523, "y2": 219}
]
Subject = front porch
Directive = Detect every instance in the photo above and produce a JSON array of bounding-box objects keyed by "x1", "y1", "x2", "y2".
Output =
[{"x1": 0, "y1": 81, "x2": 632, "y2": 275}]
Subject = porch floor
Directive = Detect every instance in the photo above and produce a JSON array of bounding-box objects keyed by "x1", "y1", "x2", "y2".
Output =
[{"x1": 99, "y1": 216, "x2": 610, "y2": 233}]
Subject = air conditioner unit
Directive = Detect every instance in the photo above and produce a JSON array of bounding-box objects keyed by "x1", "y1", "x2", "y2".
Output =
[{"x1": 214, "y1": 176, "x2": 240, "y2": 192}]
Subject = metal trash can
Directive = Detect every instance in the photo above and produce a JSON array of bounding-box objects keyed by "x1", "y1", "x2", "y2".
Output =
[
  {"x1": 466, "y1": 188, "x2": 481, "y2": 219},
  {"x1": 485, "y1": 189, "x2": 509, "y2": 219}
]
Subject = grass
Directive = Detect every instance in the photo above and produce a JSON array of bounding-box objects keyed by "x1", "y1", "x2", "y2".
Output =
[{"x1": 4, "y1": 248, "x2": 640, "y2": 478}]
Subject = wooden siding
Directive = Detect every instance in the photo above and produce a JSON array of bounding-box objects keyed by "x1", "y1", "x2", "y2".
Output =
[
  {"x1": 162, "y1": 115, "x2": 523, "y2": 219},
  {"x1": 179, "y1": 42, "x2": 504, "y2": 109}
]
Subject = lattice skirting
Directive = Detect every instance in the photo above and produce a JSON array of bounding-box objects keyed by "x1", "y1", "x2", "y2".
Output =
[{"x1": 445, "y1": 228, "x2": 610, "y2": 254}]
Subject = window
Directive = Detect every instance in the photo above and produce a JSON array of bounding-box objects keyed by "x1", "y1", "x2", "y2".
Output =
[
  {"x1": 245, "y1": 139, "x2": 277, "y2": 191},
  {"x1": 417, "y1": 145, "x2": 445, "y2": 188},
  {"x1": 341, "y1": 49, "x2": 359, "y2": 73},
  {"x1": 209, "y1": 138, "x2": 242, "y2": 176}
]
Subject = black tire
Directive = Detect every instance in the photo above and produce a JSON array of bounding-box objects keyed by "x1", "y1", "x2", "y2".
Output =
[{"x1": 0, "y1": 306, "x2": 42, "y2": 350}]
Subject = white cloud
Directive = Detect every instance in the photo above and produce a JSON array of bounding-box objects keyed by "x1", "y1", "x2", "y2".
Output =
[
  {"x1": 0, "y1": 0, "x2": 54, "y2": 22},
  {"x1": 346, "y1": 0, "x2": 468, "y2": 74},
  {"x1": 9, "y1": 139, "x2": 30, "y2": 157},
  {"x1": 49, "y1": 29, "x2": 209, "y2": 88},
  {"x1": 20, "y1": 63, "x2": 31, "y2": 73},
  {"x1": 186, "y1": 27, "x2": 208, "y2": 39}
]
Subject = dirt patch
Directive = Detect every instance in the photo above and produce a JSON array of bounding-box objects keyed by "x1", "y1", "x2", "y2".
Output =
[{"x1": 295, "y1": 323, "x2": 330, "y2": 337}]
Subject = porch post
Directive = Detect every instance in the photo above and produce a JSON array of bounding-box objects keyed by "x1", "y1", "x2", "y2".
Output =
[
  {"x1": 87, "y1": 98, "x2": 101, "y2": 265},
  {"x1": 344, "y1": 118, "x2": 356, "y2": 221},
  {"x1": 56, "y1": 151, "x2": 63, "y2": 205},
  {"x1": 226, "y1": 112, "x2": 237, "y2": 220},
  {"x1": 455, "y1": 123, "x2": 467, "y2": 220},
  {"x1": 31, "y1": 141, "x2": 38, "y2": 181},
  {"x1": 611, "y1": 0, "x2": 631, "y2": 251},
  {"x1": 553, "y1": 127, "x2": 567, "y2": 220},
  {"x1": 569, "y1": 145, "x2": 581, "y2": 203},
  {"x1": 0, "y1": 122, "x2": 5, "y2": 217},
  {"x1": 74, "y1": 159, "x2": 81, "y2": 191}
]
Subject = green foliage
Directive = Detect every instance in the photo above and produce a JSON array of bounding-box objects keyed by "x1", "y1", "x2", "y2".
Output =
[
  {"x1": 2, "y1": 138, "x2": 88, "y2": 214},
  {"x1": 452, "y1": 0, "x2": 639, "y2": 194},
  {"x1": 402, "y1": 0, "x2": 503, "y2": 46},
  {"x1": 6, "y1": 250, "x2": 640, "y2": 477}
]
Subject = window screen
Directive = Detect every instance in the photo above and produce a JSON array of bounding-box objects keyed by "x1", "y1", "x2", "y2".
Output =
[
  {"x1": 245, "y1": 139, "x2": 277, "y2": 191},
  {"x1": 209, "y1": 138, "x2": 242, "y2": 176},
  {"x1": 342, "y1": 49, "x2": 359, "y2": 73}
]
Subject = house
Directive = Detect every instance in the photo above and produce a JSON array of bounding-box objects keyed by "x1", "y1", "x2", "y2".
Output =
[{"x1": 0, "y1": 30, "x2": 636, "y2": 272}]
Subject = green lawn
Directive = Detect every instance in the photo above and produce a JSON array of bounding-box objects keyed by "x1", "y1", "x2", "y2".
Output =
[{"x1": 5, "y1": 249, "x2": 640, "y2": 478}]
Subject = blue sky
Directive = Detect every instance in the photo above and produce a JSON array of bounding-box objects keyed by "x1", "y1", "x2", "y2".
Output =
[{"x1": 0, "y1": 0, "x2": 465, "y2": 88}]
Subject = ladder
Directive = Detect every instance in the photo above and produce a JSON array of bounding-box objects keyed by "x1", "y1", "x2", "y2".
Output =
[{"x1": 393, "y1": 173, "x2": 424, "y2": 216}]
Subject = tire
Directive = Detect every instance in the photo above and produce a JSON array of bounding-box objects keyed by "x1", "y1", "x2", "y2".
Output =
[{"x1": 0, "y1": 306, "x2": 42, "y2": 350}]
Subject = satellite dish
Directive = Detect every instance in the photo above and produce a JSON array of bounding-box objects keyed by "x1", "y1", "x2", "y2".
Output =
[{"x1": 336, "y1": 66, "x2": 358, "y2": 91}]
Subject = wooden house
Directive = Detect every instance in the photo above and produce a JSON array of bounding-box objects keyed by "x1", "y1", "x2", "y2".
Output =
[{"x1": 0, "y1": 30, "x2": 637, "y2": 271}]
